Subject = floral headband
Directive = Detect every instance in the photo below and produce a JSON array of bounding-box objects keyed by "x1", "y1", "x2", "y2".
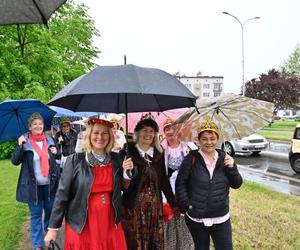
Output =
[{"x1": 87, "y1": 118, "x2": 113, "y2": 128}]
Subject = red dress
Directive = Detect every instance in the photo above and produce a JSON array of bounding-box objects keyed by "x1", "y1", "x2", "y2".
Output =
[{"x1": 64, "y1": 163, "x2": 127, "y2": 250}]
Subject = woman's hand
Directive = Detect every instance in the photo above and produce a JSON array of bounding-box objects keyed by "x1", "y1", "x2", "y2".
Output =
[
  {"x1": 49, "y1": 146, "x2": 57, "y2": 155},
  {"x1": 224, "y1": 154, "x2": 234, "y2": 168},
  {"x1": 122, "y1": 157, "x2": 134, "y2": 172},
  {"x1": 58, "y1": 136, "x2": 64, "y2": 143},
  {"x1": 44, "y1": 230, "x2": 58, "y2": 247},
  {"x1": 18, "y1": 135, "x2": 26, "y2": 146}
]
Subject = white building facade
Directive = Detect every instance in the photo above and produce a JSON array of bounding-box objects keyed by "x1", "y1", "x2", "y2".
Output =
[{"x1": 176, "y1": 74, "x2": 224, "y2": 100}]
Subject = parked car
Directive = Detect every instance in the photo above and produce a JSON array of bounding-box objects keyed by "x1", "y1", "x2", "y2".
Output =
[
  {"x1": 222, "y1": 134, "x2": 269, "y2": 156},
  {"x1": 289, "y1": 123, "x2": 300, "y2": 173},
  {"x1": 291, "y1": 114, "x2": 300, "y2": 120}
]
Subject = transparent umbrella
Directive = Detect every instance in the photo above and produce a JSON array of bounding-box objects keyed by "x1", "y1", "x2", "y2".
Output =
[{"x1": 173, "y1": 93, "x2": 275, "y2": 142}]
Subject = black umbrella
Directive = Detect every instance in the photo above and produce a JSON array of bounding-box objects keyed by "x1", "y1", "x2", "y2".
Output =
[
  {"x1": 0, "y1": 0, "x2": 67, "y2": 25},
  {"x1": 48, "y1": 64, "x2": 197, "y2": 133}
]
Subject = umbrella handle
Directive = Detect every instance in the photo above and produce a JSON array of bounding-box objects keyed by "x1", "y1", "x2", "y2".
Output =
[
  {"x1": 124, "y1": 151, "x2": 138, "y2": 178},
  {"x1": 124, "y1": 143, "x2": 138, "y2": 178},
  {"x1": 126, "y1": 168, "x2": 138, "y2": 179}
]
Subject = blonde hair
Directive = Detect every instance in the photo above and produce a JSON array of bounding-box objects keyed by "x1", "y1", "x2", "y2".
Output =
[
  {"x1": 28, "y1": 112, "x2": 44, "y2": 127},
  {"x1": 84, "y1": 123, "x2": 115, "y2": 154},
  {"x1": 134, "y1": 130, "x2": 163, "y2": 153}
]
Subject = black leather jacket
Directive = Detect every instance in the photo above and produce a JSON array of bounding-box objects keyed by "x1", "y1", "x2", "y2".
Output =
[
  {"x1": 48, "y1": 152, "x2": 123, "y2": 233},
  {"x1": 55, "y1": 129, "x2": 78, "y2": 157}
]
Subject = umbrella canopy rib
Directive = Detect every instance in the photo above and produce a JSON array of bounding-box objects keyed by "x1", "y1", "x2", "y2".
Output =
[
  {"x1": 220, "y1": 106, "x2": 274, "y2": 123},
  {"x1": 217, "y1": 108, "x2": 242, "y2": 139},
  {"x1": 32, "y1": 0, "x2": 47, "y2": 25}
]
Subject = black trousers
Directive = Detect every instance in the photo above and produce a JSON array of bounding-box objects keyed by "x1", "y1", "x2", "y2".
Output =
[{"x1": 185, "y1": 215, "x2": 233, "y2": 250}]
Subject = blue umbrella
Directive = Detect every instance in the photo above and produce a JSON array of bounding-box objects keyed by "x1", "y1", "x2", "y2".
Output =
[
  {"x1": 49, "y1": 106, "x2": 102, "y2": 118},
  {"x1": 0, "y1": 99, "x2": 56, "y2": 143}
]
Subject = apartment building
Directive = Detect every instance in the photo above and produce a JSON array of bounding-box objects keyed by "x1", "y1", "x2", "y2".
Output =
[{"x1": 176, "y1": 72, "x2": 224, "y2": 100}]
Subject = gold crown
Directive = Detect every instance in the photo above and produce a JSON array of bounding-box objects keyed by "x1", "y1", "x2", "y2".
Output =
[{"x1": 197, "y1": 117, "x2": 221, "y2": 136}]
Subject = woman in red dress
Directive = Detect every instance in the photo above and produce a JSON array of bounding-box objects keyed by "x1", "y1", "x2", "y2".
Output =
[{"x1": 45, "y1": 118, "x2": 134, "y2": 250}]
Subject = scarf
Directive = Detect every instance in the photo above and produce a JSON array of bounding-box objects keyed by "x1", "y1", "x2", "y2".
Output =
[{"x1": 29, "y1": 132, "x2": 49, "y2": 177}]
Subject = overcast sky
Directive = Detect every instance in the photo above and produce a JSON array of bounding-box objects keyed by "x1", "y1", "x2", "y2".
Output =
[{"x1": 75, "y1": 0, "x2": 300, "y2": 94}]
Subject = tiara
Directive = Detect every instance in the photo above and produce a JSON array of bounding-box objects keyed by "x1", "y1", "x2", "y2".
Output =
[
  {"x1": 141, "y1": 112, "x2": 155, "y2": 121},
  {"x1": 197, "y1": 117, "x2": 221, "y2": 136},
  {"x1": 87, "y1": 118, "x2": 113, "y2": 128}
]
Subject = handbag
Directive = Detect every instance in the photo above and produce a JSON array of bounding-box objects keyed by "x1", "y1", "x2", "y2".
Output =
[{"x1": 47, "y1": 240, "x2": 61, "y2": 250}]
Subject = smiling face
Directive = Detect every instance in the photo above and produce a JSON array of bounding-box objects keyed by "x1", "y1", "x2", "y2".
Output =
[
  {"x1": 198, "y1": 131, "x2": 219, "y2": 154},
  {"x1": 137, "y1": 125, "x2": 155, "y2": 148},
  {"x1": 90, "y1": 124, "x2": 110, "y2": 154},
  {"x1": 112, "y1": 122, "x2": 119, "y2": 134},
  {"x1": 164, "y1": 125, "x2": 176, "y2": 140},
  {"x1": 61, "y1": 122, "x2": 71, "y2": 134},
  {"x1": 29, "y1": 118, "x2": 44, "y2": 135}
]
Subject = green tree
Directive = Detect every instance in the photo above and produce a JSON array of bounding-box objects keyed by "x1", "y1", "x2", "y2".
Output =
[
  {"x1": 244, "y1": 69, "x2": 300, "y2": 113},
  {"x1": 281, "y1": 45, "x2": 300, "y2": 76},
  {"x1": 0, "y1": 1, "x2": 100, "y2": 103}
]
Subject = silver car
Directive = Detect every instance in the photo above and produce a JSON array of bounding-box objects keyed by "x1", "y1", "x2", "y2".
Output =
[{"x1": 222, "y1": 134, "x2": 269, "y2": 156}]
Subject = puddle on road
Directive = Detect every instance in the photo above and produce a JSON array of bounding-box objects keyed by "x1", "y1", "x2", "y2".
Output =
[
  {"x1": 238, "y1": 167, "x2": 300, "y2": 197},
  {"x1": 248, "y1": 164, "x2": 263, "y2": 169}
]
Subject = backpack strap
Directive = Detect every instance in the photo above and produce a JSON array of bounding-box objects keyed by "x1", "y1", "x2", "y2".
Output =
[{"x1": 192, "y1": 155, "x2": 196, "y2": 168}]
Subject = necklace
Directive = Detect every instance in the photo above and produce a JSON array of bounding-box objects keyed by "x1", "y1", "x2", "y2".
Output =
[
  {"x1": 92, "y1": 152, "x2": 107, "y2": 163},
  {"x1": 86, "y1": 151, "x2": 110, "y2": 166}
]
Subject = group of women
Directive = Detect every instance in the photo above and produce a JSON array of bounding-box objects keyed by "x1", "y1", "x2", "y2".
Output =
[{"x1": 12, "y1": 112, "x2": 243, "y2": 250}]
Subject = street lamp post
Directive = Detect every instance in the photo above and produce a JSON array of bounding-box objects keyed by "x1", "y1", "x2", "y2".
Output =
[{"x1": 222, "y1": 12, "x2": 260, "y2": 96}]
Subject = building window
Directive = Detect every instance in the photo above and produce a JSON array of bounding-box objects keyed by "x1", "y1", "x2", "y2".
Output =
[
  {"x1": 185, "y1": 84, "x2": 192, "y2": 90},
  {"x1": 213, "y1": 83, "x2": 222, "y2": 91},
  {"x1": 214, "y1": 92, "x2": 221, "y2": 97},
  {"x1": 203, "y1": 84, "x2": 210, "y2": 89},
  {"x1": 203, "y1": 92, "x2": 210, "y2": 97}
]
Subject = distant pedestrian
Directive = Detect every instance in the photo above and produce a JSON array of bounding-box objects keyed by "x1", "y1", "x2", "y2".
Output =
[
  {"x1": 107, "y1": 113, "x2": 126, "y2": 152},
  {"x1": 55, "y1": 117, "x2": 78, "y2": 167},
  {"x1": 11, "y1": 112, "x2": 60, "y2": 250},
  {"x1": 176, "y1": 118, "x2": 243, "y2": 250}
]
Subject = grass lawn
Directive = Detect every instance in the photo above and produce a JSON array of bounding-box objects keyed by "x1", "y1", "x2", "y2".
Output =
[
  {"x1": 257, "y1": 131, "x2": 293, "y2": 141},
  {"x1": 230, "y1": 182, "x2": 300, "y2": 249},
  {"x1": 0, "y1": 160, "x2": 28, "y2": 250},
  {"x1": 264, "y1": 120, "x2": 299, "y2": 131},
  {"x1": 1, "y1": 159, "x2": 300, "y2": 249},
  {"x1": 258, "y1": 120, "x2": 298, "y2": 141}
]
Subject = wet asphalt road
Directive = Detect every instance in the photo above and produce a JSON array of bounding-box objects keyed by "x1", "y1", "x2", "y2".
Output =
[{"x1": 234, "y1": 141, "x2": 300, "y2": 196}]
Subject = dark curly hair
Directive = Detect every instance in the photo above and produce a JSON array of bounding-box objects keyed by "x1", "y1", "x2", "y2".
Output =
[{"x1": 134, "y1": 118, "x2": 159, "y2": 133}]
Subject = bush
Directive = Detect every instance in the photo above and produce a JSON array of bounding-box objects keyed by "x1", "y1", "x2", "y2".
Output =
[{"x1": 0, "y1": 141, "x2": 17, "y2": 160}]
